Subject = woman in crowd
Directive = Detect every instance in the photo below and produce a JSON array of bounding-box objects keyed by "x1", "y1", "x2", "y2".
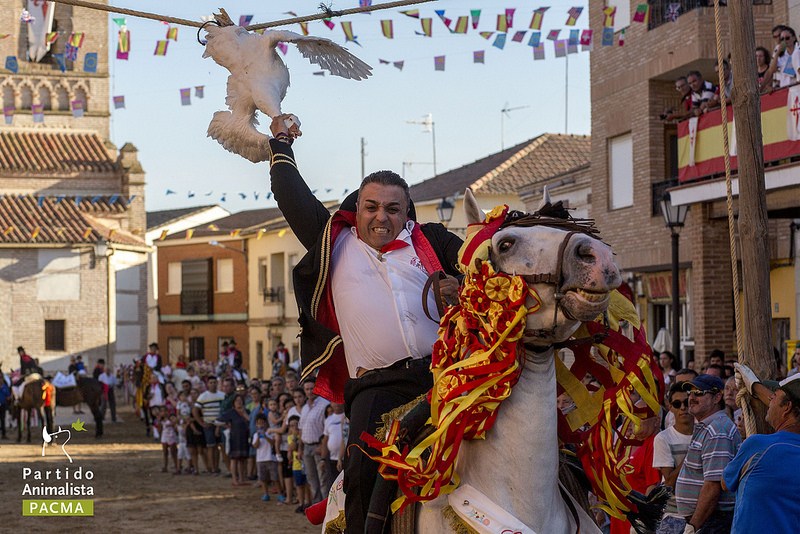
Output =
[{"x1": 217, "y1": 394, "x2": 251, "y2": 486}]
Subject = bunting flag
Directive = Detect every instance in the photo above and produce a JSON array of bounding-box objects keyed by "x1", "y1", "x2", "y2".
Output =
[
  {"x1": 207, "y1": 223, "x2": 219, "y2": 231},
  {"x1": 195, "y1": 86, "x2": 204, "y2": 98},
  {"x1": 313, "y1": 70, "x2": 326, "y2": 75},
  {"x1": 554, "y1": 39, "x2": 567, "y2": 58},
  {"x1": 165, "y1": 189, "x2": 177, "y2": 195},
  {"x1": 32, "y1": 103, "x2": 44, "y2": 123},
  {"x1": 666, "y1": 3, "x2": 681, "y2": 22},
  {"x1": 400, "y1": 10, "x2": 419, "y2": 19},
  {"x1": 299, "y1": 22, "x2": 309, "y2": 36},
  {"x1": 602, "y1": 27, "x2": 614, "y2": 46},
  {"x1": 323, "y1": 18, "x2": 336, "y2": 30},
  {"x1": 470, "y1": 9, "x2": 481, "y2": 29},
  {"x1": 633, "y1": 4, "x2": 650, "y2": 24},
  {"x1": 568, "y1": 29, "x2": 580, "y2": 46},
  {"x1": 434, "y1": 10, "x2": 452, "y2": 30},
  {"x1": 580, "y1": 29, "x2": 593, "y2": 46},
  {"x1": 533, "y1": 44, "x2": 545, "y2": 62},
  {"x1": 239, "y1": 15, "x2": 253, "y2": 27},
  {"x1": 180, "y1": 88, "x2": 191, "y2": 106},
  {"x1": 603, "y1": 6, "x2": 616, "y2": 27},
  {"x1": 359, "y1": 0, "x2": 372, "y2": 7},
  {"x1": 45, "y1": 32, "x2": 58, "y2": 44},
  {"x1": 434, "y1": 55, "x2": 445, "y2": 71},
  {"x1": 341, "y1": 21, "x2": 359, "y2": 44},
  {"x1": 566, "y1": 7, "x2": 583, "y2": 26},
  {"x1": 619, "y1": 28, "x2": 626, "y2": 46},
  {"x1": 69, "y1": 32, "x2": 85, "y2": 48},
  {"x1": 113, "y1": 95, "x2": 125, "y2": 109},
  {"x1": 31, "y1": 227, "x2": 41, "y2": 240},
  {"x1": 83, "y1": 227, "x2": 93, "y2": 239},
  {"x1": 479, "y1": 31, "x2": 494, "y2": 40},
  {"x1": 547, "y1": 29, "x2": 560, "y2": 41},
  {"x1": 418, "y1": 18, "x2": 432, "y2": 37},
  {"x1": 4, "y1": 226, "x2": 14, "y2": 236},
  {"x1": 185, "y1": 229, "x2": 194, "y2": 240},
  {"x1": 166, "y1": 26, "x2": 178, "y2": 41},
  {"x1": 53, "y1": 53, "x2": 66, "y2": 72},
  {"x1": 530, "y1": 7, "x2": 549, "y2": 30},
  {"x1": 3, "y1": 105, "x2": 13, "y2": 125},
  {"x1": 254, "y1": 28, "x2": 265, "y2": 35},
  {"x1": 453, "y1": 16, "x2": 469, "y2": 34},
  {"x1": 493, "y1": 33, "x2": 507, "y2": 50},
  {"x1": 276, "y1": 42, "x2": 288, "y2": 55},
  {"x1": 393, "y1": 60, "x2": 404, "y2": 70},
  {"x1": 496, "y1": 14, "x2": 508, "y2": 33},
  {"x1": 511, "y1": 31, "x2": 526, "y2": 43},
  {"x1": 6, "y1": 56, "x2": 19, "y2": 74},
  {"x1": 112, "y1": 17, "x2": 126, "y2": 27},
  {"x1": 381, "y1": 20, "x2": 394, "y2": 38},
  {"x1": 154, "y1": 40, "x2": 168, "y2": 56},
  {"x1": 257, "y1": 228, "x2": 266, "y2": 240},
  {"x1": 65, "y1": 44, "x2": 78, "y2": 61},
  {"x1": 378, "y1": 58, "x2": 390, "y2": 64},
  {"x1": 528, "y1": 32, "x2": 541, "y2": 47},
  {"x1": 117, "y1": 30, "x2": 130, "y2": 60},
  {"x1": 70, "y1": 100, "x2": 84, "y2": 118},
  {"x1": 159, "y1": 229, "x2": 168, "y2": 241},
  {"x1": 230, "y1": 229, "x2": 241, "y2": 237},
  {"x1": 473, "y1": 50, "x2": 484, "y2": 64},
  {"x1": 188, "y1": 191, "x2": 195, "y2": 198},
  {"x1": 567, "y1": 40, "x2": 578, "y2": 54},
  {"x1": 83, "y1": 52, "x2": 97, "y2": 73},
  {"x1": 505, "y1": 8, "x2": 516, "y2": 28},
  {"x1": 38, "y1": 196, "x2": 46, "y2": 207}
]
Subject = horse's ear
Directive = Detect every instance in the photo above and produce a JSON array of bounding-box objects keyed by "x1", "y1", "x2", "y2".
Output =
[
  {"x1": 464, "y1": 188, "x2": 483, "y2": 224},
  {"x1": 537, "y1": 186, "x2": 552, "y2": 212}
]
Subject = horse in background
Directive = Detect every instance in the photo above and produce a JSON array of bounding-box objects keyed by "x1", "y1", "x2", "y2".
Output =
[
  {"x1": 55, "y1": 375, "x2": 104, "y2": 438},
  {"x1": 13, "y1": 377, "x2": 54, "y2": 443}
]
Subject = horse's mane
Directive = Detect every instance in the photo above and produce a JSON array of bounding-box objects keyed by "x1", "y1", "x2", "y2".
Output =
[{"x1": 501, "y1": 201, "x2": 604, "y2": 243}]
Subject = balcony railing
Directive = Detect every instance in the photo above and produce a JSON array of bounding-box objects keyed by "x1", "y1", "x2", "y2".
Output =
[
  {"x1": 676, "y1": 84, "x2": 800, "y2": 183},
  {"x1": 262, "y1": 287, "x2": 284, "y2": 303},
  {"x1": 181, "y1": 289, "x2": 212, "y2": 315},
  {"x1": 647, "y1": 0, "x2": 771, "y2": 31}
]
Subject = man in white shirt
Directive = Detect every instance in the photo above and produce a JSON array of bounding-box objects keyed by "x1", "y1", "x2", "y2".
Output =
[
  {"x1": 269, "y1": 116, "x2": 463, "y2": 532},
  {"x1": 299, "y1": 378, "x2": 330, "y2": 504},
  {"x1": 653, "y1": 384, "x2": 694, "y2": 534},
  {"x1": 321, "y1": 402, "x2": 346, "y2": 498}
]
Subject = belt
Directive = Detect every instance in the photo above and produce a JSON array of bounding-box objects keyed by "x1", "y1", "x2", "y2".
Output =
[{"x1": 388, "y1": 355, "x2": 432, "y2": 370}]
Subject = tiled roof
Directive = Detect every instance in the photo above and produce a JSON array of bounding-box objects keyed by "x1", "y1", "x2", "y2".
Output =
[
  {"x1": 0, "y1": 130, "x2": 118, "y2": 174},
  {"x1": 165, "y1": 207, "x2": 286, "y2": 240},
  {"x1": 146, "y1": 205, "x2": 219, "y2": 230},
  {"x1": 409, "y1": 134, "x2": 590, "y2": 201},
  {"x1": 0, "y1": 195, "x2": 144, "y2": 246}
]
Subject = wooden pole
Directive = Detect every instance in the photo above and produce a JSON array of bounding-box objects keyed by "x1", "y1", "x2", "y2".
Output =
[{"x1": 726, "y1": 0, "x2": 776, "y2": 433}]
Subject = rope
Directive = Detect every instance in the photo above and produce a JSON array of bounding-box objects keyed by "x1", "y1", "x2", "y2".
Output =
[
  {"x1": 48, "y1": 0, "x2": 436, "y2": 31},
  {"x1": 711, "y1": 0, "x2": 758, "y2": 438}
]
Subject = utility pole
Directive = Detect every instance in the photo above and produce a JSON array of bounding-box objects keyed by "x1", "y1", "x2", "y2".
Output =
[
  {"x1": 501, "y1": 103, "x2": 530, "y2": 150},
  {"x1": 360, "y1": 137, "x2": 366, "y2": 179},
  {"x1": 565, "y1": 54, "x2": 569, "y2": 134},
  {"x1": 723, "y1": 0, "x2": 775, "y2": 433}
]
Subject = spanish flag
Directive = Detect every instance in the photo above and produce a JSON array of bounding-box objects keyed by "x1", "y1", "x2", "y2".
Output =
[
  {"x1": 154, "y1": 40, "x2": 168, "y2": 56},
  {"x1": 380, "y1": 20, "x2": 393, "y2": 39},
  {"x1": 166, "y1": 26, "x2": 178, "y2": 41},
  {"x1": 69, "y1": 32, "x2": 84, "y2": 48}
]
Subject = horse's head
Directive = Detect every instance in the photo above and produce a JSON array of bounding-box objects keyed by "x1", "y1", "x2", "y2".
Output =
[{"x1": 464, "y1": 189, "x2": 621, "y2": 346}]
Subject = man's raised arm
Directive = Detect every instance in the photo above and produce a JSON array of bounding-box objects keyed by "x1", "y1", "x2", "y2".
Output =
[{"x1": 268, "y1": 115, "x2": 334, "y2": 250}]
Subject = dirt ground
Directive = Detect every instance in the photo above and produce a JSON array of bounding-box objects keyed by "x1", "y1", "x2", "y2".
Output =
[{"x1": 0, "y1": 404, "x2": 319, "y2": 533}]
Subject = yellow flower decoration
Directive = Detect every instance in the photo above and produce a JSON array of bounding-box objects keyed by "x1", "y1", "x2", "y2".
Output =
[{"x1": 485, "y1": 276, "x2": 511, "y2": 301}]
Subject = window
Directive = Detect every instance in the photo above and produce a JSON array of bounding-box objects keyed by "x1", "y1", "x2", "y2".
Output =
[
  {"x1": 167, "y1": 262, "x2": 181, "y2": 295},
  {"x1": 45, "y1": 320, "x2": 65, "y2": 351},
  {"x1": 181, "y1": 259, "x2": 212, "y2": 315},
  {"x1": 608, "y1": 133, "x2": 633, "y2": 209},
  {"x1": 258, "y1": 258, "x2": 268, "y2": 292},
  {"x1": 271, "y1": 252, "x2": 285, "y2": 291},
  {"x1": 287, "y1": 253, "x2": 298, "y2": 293},
  {"x1": 216, "y1": 258, "x2": 233, "y2": 293},
  {"x1": 168, "y1": 337, "x2": 184, "y2": 362},
  {"x1": 188, "y1": 337, "x2": 205, "y2": 361}
]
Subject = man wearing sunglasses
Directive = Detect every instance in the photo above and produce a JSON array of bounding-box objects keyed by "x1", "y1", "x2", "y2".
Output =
[
  {"x1": 721, "y1": 364, "x2": 800, "y2": 533},
  {"x1": 675, "y1": 375, "x2": 741, "y2": 534},
  {"x1": 653, "y1": 383, "x2": 695, "y2": 534}
]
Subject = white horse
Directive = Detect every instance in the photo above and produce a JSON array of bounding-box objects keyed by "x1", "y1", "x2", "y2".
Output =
[{"x1": 324, "y1": 190, "x2": 624, "y2": 533}]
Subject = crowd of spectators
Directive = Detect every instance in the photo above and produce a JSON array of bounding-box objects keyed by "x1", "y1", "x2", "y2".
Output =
[
  {"x1": 661, "y1": 23, "x2": 800, "y2": 123},
  {"x1": 147, "y1": 354, "x2": 346, "y2": 515}
]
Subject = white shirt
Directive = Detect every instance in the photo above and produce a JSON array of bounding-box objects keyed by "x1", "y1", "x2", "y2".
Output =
[
  {"x1": 323, "y1": 412, "x2": 346, "y2": 461},
  {"x1": 98, "y1": 371, "x2": 116, "y2": 388},
  {"x1": 331, "y1": 222, "x2": 440, "y2": 377},
  {"x1": 252, "y1": 430, "x2": 276, "y2": 462},
  {"x1": 299, "y1": 396, "x2": 330, "y2": 445},
  {"x1": 144, "y1": 353, "x2": 159, "y2": 369},
  {"x1": 776, "y1": 43, "x2": 800, "y2": 87}
]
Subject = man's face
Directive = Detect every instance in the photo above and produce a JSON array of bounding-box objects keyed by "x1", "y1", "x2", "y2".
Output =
[
  {"x1": 687, "y1": 75, "x2": 703, "y2": 93},
  {"x1": 303, "y1": 382, "x2": 316, "y2": 401},
  {"x1": 709, "y1": 356, "x2": 723, "y2": 367},
  {"x1": 675, "y1": 79, "x2": 689, "y2": 96},
  {"x1": 207, "y1": 378, "x2": 218, "y2": 392},
  {"x1": 766, "y1": 389, "x2": 789, "y2": 429},
  {"x1": 669, "y1": 392, "x2": 693, "y2": 425},
  {"x1": 286, "y1": 377, "x2": 298, "y2": 391},
  {"x1": 688, "y1": 388, "x2": 721, "y2": 421},
  {"x1": 270, "y1": 379, "x2": 284, "y2": 396},
  {"x1": 356, "y1": 183, "x2": 409, "y2": 250},
  {"x1": 222, "y1": 379, "x2": 234, "y2": 395},
  {"x1": 723, "y1": 379, "x2": 737, "y2": 407}
]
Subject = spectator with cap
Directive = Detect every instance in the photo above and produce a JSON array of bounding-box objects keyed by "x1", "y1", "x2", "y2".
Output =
[
  {"x1": 723, "y1": 364, "x2": 800, "y2": 533},
  {"x1": 675, "y1": 374, "x2": 741, "y2": 534}
]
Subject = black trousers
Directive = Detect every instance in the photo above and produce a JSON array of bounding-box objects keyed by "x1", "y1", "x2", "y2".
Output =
[{"x1": 343, "y1": 361, "x2": 432, "y2": 534}]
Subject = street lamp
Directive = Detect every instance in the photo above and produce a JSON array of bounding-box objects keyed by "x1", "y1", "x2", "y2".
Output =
[
  {"x1": 660, "y1": 193, "x2": 689, "y2": 366},
  {"x1": 436, "y1": 197, "x2": 454, "y2": 225}
]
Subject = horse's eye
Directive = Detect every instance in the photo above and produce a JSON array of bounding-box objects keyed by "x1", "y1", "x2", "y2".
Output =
[{"x1": 498, "y1": 239, "x2": 514, "y2": 253}]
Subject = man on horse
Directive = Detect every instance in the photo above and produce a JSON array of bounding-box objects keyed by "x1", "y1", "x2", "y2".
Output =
[
  {"x1": 268, "y1": 115, "x2": 463, "y2": 532},
  {"x1": 18, "y1": 346, "x2": 41, "y2": 376}
]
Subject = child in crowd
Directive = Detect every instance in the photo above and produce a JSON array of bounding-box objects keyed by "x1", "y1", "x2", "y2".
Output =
[
  {"x1": 269, "y1": 393, "x2": 294, "y2": 505},
  {"x1": 253, "y1": 413, "x2": 276, "y2": 502},
  {"x1": 158, "y1": 406, "x2": 179, "y2": 474},
  {"x1": 176, "y1": 391, "x2": 192, "y2": 474},
  {"x1": 287, "y1": 415, "x2": 310, "y2": 513}
]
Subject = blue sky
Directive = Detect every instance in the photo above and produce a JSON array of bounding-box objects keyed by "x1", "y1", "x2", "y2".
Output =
[{"x1": 107, "y1": 0, "x2": 590, "y2": 213}]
